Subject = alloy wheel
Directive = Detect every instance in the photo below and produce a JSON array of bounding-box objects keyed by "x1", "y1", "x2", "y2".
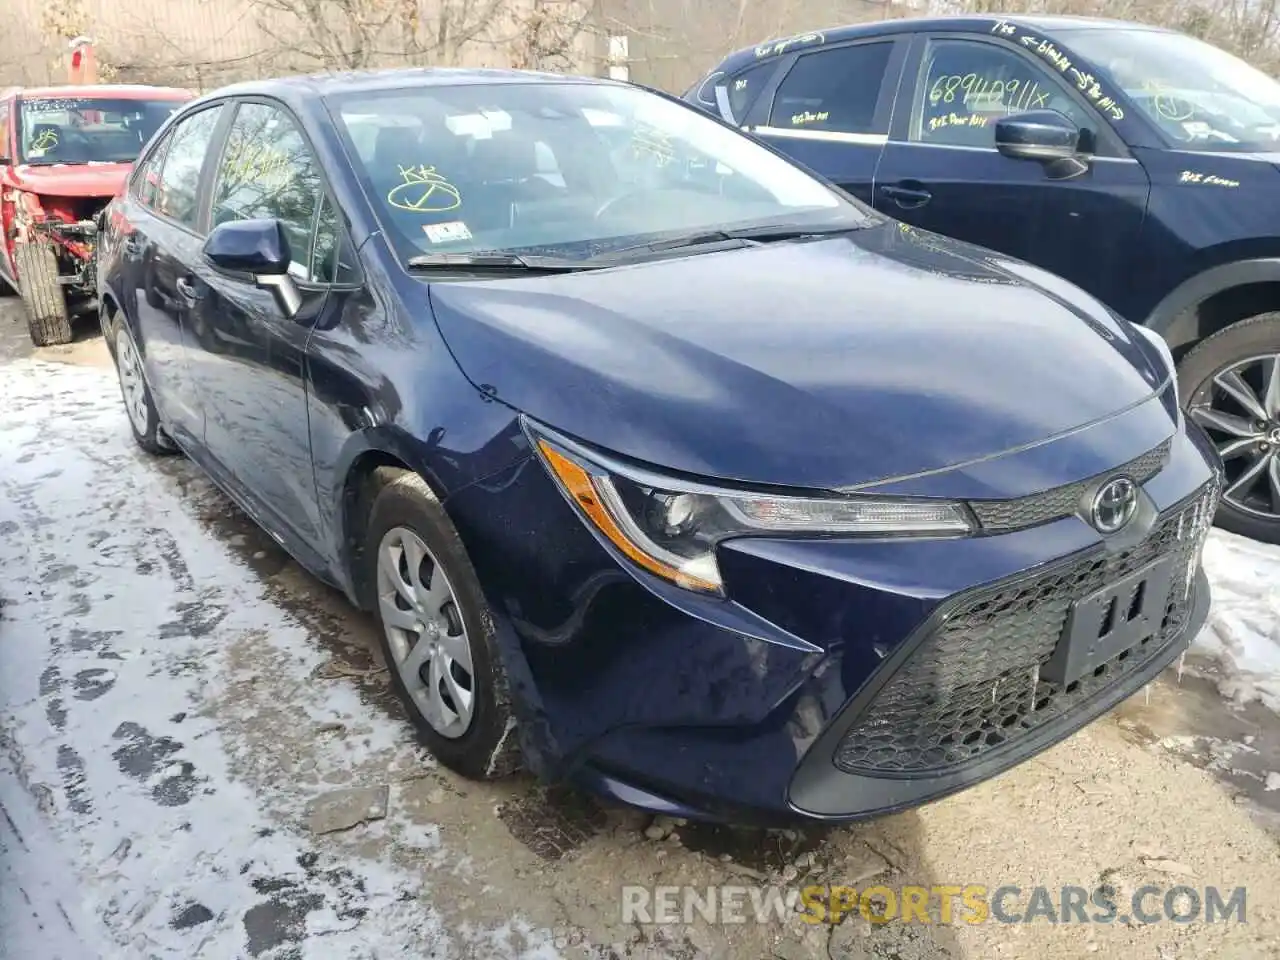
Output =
[
  {"x1": 115, "y1": 327, "x2": 150, "y2": 436},
  {"x1": 375, "y1": 526, "x2": 475, "y2": 738},
  {"x1": 1187, "y1": 353, "x2": 1280, "y2": 519}
]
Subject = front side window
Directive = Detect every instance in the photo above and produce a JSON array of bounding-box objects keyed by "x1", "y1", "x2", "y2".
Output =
[
  {"x1": 1059, "y1": 27, "x2": 1280, "y2": 151},
  {"x1": 914, "y1": 40, "x2": 1091, "y2": 147},
  {"x1": 17, "y1": 97, "x2": 186, "y2": 165},
  {"x1": 211, "y1": 102, "x2": 325, "y2": 279},
  {"x1": 154, "y1": 106, "x2": 224, "y2": 228},
  {"x1": 769, "y1": 43, "x2": 894, "y2": 134},
  {"x1": 330, "y1": 81, "x2": 871, "y2": 264}
]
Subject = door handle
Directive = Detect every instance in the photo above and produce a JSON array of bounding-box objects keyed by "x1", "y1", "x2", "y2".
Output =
[
  {"x1": 880, "y1": 183, "x2": 933, "y2": 209},
  {"x1": 175, "y1": 277, "x2": 201, "y2": 304}
]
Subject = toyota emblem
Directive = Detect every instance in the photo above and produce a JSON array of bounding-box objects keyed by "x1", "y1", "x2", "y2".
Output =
[{"x1": 1091, "y1": 476, "x2": 1138, "y2": 534}]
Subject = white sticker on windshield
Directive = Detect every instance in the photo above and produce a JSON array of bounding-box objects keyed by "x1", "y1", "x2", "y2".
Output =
[{"x1": 423, "y1": 221, "x2": 472, "y2": 244}]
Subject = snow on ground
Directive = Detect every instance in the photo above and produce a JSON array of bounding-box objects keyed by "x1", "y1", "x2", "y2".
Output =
[
  {"x1": 0, "y1": 359, "x2": 558, "y2": 959},
  {"x1": 1193, "y1": 529, "x2": 1280, "y2": 714}
]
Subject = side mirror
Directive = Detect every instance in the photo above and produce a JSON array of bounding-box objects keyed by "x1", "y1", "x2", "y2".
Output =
[
  {"x1": 202, "y1": 218, "x2": 301, "y2": 318},
  {"x1": 994, "y1": 110, "x2": 1081, "y2": 162}
]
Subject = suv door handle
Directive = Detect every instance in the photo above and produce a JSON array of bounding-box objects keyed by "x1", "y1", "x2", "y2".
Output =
[
  {"x1": 880, "y1": 183, "x2": 933, "y2": 209},
  {"x1": 175, "y1": 277, "x2": 201, "y2": 304}
]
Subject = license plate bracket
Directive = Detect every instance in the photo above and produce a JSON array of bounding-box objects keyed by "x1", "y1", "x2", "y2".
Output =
[{"x1": 1041, "y1": 556, "x2": 1178, "y2": 687}]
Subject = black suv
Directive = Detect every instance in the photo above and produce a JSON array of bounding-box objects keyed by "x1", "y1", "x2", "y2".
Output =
[{"x1": 686, "y1": 15, "x2": 1280, "y2": 544}]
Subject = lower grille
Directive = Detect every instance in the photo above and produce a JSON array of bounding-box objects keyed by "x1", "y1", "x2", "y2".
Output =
[{"x1": 833, "y1": 481, "x2": 1219, "y2": 777}]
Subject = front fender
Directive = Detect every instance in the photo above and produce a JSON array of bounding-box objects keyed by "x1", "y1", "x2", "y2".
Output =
[{"x1": 1144, "y1": 257, "x2": 1280, "y2": 350}]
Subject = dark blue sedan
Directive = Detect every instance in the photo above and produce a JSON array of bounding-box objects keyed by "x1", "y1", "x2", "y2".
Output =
[{"x1": 99, "y1": 67, "x2": 1222, "y2": 823}]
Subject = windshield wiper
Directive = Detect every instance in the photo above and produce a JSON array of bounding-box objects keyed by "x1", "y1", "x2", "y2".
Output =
[
  {"x1": 406, "y1": 252, "x2": 604, "y2": 272},
  {"x1": 610, "y1": 224, "x2": 858, "y2": 258}
]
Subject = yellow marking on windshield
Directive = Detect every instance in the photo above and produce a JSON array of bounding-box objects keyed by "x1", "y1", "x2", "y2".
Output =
[
  {"x1": 387, "y1": 165, "x2": 462, "y2": 213},
  {"x1": 31, "y1": 128, "x2": 58, "y2": 150}
]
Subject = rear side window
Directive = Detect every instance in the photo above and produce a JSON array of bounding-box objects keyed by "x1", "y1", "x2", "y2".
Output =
[
  {"x1": 727, "y1": 62, "x2": 776, "y2": 122},
  {"x1": 769, "y1": 42, "x2": 894, "y2": 134},
  {"x1": 153, "y1": 106, "x2": 224, "y2": 229}
]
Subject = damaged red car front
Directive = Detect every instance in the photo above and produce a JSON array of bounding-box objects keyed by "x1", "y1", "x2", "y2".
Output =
[{"x1": 0, "y1": 84, "x2": 192, "y2": 345}]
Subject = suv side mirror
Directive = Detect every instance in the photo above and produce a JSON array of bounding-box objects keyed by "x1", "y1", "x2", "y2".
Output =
[
  {"x1": 995, "y1": 110, "x2": 1081, "y2": 161},
  {"x1": 202, "y1": 218, "x2": 301, "y2": 318}
]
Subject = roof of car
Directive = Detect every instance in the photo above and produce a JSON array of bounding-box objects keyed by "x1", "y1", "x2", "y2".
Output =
[
  {"x1": 714, "y1": 14, "x2": 1173, "y2": 74},
  {"x1": 202, "y1": 67, "x2": 613, "y2": 102},
  {"x1": 4, "y1": 84, "x2": 193, "y2": 100}
]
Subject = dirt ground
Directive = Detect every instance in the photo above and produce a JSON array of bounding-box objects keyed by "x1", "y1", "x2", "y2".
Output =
[{"x1": 2, "y1": 302, "x2": 1279, "y2": 960}]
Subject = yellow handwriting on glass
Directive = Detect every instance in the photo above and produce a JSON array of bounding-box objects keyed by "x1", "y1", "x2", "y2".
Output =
[
  {"x1": 791, "y1": 110, "x2": 829, "y2": 126},
  {"x1": 223, "y1": 141, "x2": 292, "y2": 190},
  {"x1": 928, "y1": 74, "x2": 1048, "y2": 113},
  {"x1": 387, "y1": 164, "x2": 462, "y2": 212},
  {"x1": 928, "y1": 112, "x2": 988, "y2": 132},
  {"x1": 754, "y1": 30, "x2": 825, "y2": 59},
  {"x1": 631, "y1": 126, "x2": 674, "y2": 166},
  {"x1": 31, "y1": 128, "x2": 58, "y2": 150},
  {"x1": 1179, "y1": 170, "x2": 1239, "y2": 187}
]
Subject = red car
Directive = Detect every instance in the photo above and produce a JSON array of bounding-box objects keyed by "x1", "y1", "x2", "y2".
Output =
[{"x1": 0, "y1": 84, "x2": 192, "y2": 345}]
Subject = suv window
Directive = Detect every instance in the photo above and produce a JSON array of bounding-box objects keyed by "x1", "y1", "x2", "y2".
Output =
[
  {"x1": 153, "y1": 106, "x2": 223, "y2": 228},
  {"x1": 915, "y1": 39, "x2": 1092, "y2": 147},
  {"x1": 727, "y1": 62, "x2": 775, "y2": 122},
  {"x1": 211, "y1": 102, "x2": 324, "y2": 279},
  {"x1": 769, "y1": 43, "x2": 893, "y2": 134}
]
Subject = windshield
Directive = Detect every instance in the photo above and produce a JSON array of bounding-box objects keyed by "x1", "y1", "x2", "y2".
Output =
[
  {"x1": 330, "y1": 81, "x2": 872, "y2": 263},
  {"x1": 1059, "y1": 28, "x2": 1280, "y2": 151},
  {"x1": 18, "y1": 97, "x2": 186, "y2": 165}
]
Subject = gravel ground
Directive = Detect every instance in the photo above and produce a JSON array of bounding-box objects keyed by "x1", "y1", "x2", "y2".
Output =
[{"x1": 1, "y1": 302, "x2": 1279, "y2": 960}]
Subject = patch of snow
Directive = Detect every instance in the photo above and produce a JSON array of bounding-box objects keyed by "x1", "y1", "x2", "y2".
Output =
[
  {"x1": 0, "y1": 359, "x2": 557, "y2": 959},
  {"x1": 1193, "y1": 528, "x2": 1280, "y2": 714}
]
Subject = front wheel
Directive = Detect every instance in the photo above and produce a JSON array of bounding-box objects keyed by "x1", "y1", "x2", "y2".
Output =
[
  {"x1": 1178, "y1": 312, "x2": 1280, "y2": 544},
  {"x1": 15, "y1": 240, "x2": 71, "y2": 346},
  {"x1": 364, "y1": 468, "x2": 521, "y2": 780}
]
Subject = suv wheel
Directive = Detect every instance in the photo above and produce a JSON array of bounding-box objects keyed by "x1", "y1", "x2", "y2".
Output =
[
  {"x1": 1178, "y1": 313, "x2": 1280, "y2": 544},
  {"x1": 14, "y1": 239, "x2": 71, "y2": 346}
]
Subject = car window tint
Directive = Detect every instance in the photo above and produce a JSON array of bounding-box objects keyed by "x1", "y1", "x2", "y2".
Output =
[
  {"x1": 727, "y1": 62, "x2": 775, "y2": 122},
  {"x1": 211, "y1": 102, "x2": 323, "y2": 280},
  {"x1": 769, "y1": 43, "x2": 893, "y2": 134},
  {"x1": 154, "y1": 106, "x2": 223, "y2": 228},
  {"x1": 915, "y1": 39, "x2": 1091, "y2": 147}
]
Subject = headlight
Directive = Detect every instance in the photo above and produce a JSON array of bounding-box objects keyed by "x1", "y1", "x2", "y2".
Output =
[{"x1": 526, "y1": 421, "x2": 974, "y2": 596}]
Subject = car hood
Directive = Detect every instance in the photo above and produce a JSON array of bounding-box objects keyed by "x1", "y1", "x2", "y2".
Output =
[
  {"x1": 428, "y1": 222, "x2": 1169, "y2": 490},
  {"x1": 9, "y1": 162, "x2": 131, "y2": 198}
]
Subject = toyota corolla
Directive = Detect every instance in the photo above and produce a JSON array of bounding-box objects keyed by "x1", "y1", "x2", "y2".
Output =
[{"x1": 97, "y1": 68, "x2": 1222, "y2": 823}]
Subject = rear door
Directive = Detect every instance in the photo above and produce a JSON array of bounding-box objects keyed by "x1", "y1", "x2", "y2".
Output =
[
  {"x1": 738, "y1": 38, "x2": 908, "y2": 206},
  {"x1": 128, "y1": 103, "x2": 227, "y2": 445},
  {"x1": 873, "y1": 32, "x2": 1150, "y2": 312}
]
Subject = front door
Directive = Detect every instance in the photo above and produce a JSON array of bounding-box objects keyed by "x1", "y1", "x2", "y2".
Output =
[
  {"x1": 184, "y1": 99, "x2": 342, "y2": 554},
  {"x1": 741, "y1": 39, "x2": 905, "y2": 207},
  {"x1": 874, "y1": 33, "x2": 1151, "y2": 314}
]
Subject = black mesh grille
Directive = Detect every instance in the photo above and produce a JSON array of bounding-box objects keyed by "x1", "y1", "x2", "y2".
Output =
[
  {"x1": 833, "y1": 480, "x2": 1219, "y2": 777},
  {"x1": 968, "y1": 440, "x2": 1172, "y2": 533}
]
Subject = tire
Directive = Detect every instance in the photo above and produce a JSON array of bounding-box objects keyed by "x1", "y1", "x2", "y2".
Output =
[
  {"x1": 1176, "y1": 312, "x2": 1280, "y2": 544},
  {"x1": 109, "y1": 314, "x2": 177, "y2": 456},
  {"x1": 364, "y1": 468, "x2": 521, "y2": 779},
  {"x1": 15, "y1": 240, "x2": 71, "y2": 346}
]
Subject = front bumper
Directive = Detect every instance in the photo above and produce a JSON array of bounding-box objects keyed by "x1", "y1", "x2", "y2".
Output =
[{"x1": 445, "y1": 417, "x2": 1221, "y2": 824}]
